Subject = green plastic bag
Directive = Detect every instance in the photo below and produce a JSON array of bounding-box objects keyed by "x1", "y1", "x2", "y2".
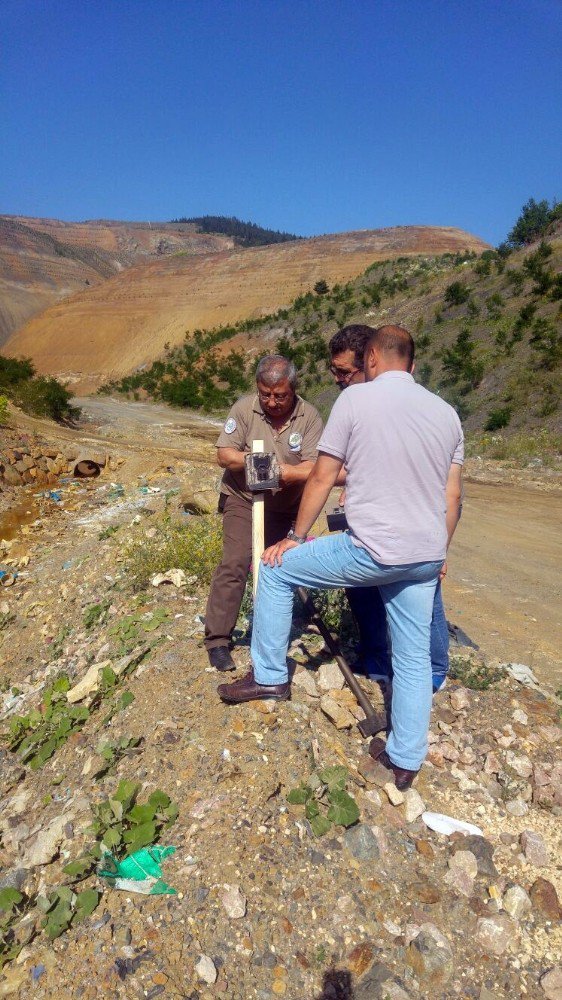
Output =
[{"x1": 98, "y1": 845, "x2": 177, "y2": 895}]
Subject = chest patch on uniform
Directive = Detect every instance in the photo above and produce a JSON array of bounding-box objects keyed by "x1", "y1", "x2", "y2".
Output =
[
  {"x1": 289, "y1": 431, "x2": 302, "y2": 451},
  {"x1": 224, "y1": 417, "x2": 237, "y2": 434}
]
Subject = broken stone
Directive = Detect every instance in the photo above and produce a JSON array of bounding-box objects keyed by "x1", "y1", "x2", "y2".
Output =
[
  {"x1": 520, "y1": 829, "x2": 549, "y2": 867},
  {"x1": 502, "y1": 885, "x2": 531, "y2": 920},
  {"x1": 530, "y1": 878, "x2": 562, "y2": 920},
  {"x1": 505, "y1": 797, "x2": 528, "y2": 817},
  {"x1": 384, "y1": 782, "x2": 404, "y2": 806},
  {"x1": 21, "y1": 815, "x2": 67, "y2": 867},
  {"x1": 512, "y1": 708, "x2": 528, "y2": 725},
  {"x1": 406, "y1": 923, "x2": 453, "y2": 986},
  {"x1": 362, "y1": 789, "x2": 382, "y2": 815},
  {"x1": 450, "y1": 687, "x2": 470, "y2": 711},
  {"x1": 344, "y1": 823, "x2": 380, "y2": 861},
  {"x1": 453, "y1": 835, "x2": 498, "y2": 878},
  {"x1": 317, "y1": 661, "x2": 345, "y2": 691},
  {"x1": 444, "y1": 851, "x2": 478, "y2": 896},
  {"x1": 358, "y1": 756, "x2": 392, "y2": 787},
  {"x1": 347, "y1": 942, "x2": 374, "y2": 976},
  {"x1": 320, "y1": 693, "x2": 354, "y2": 729},
  {"x1": 540, "y1": 966, "x2": 562, "y2": 1000},
  {"x1": 505, "y1": 751, "x2": 533, "y2": 778},
  {"x1": 195, "y1": 955, "x2": 217, "y2": 985},
  {"x1": 292, "y1": 669, "x2": 318, "y2": 698},
  {"x1": 475, "y1": 914, "x2": 516, "y2": 956},
  {"x1": 66, "y1": 659, "x2": 112, "y2": 705},
  {"x1": 402, "y1": 788, "x2": 425, "y2": 823},
  {"x1": 220, "y1": 884, "x2": 246, "y2": 919}
]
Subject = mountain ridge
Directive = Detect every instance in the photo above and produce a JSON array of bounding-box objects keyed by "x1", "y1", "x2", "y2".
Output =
[{"x1": 1, "y1": 224, "x2": 489, "y2": 392}]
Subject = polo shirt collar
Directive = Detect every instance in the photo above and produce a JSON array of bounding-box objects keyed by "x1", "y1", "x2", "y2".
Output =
[{"x1": 374, "y1": 371, "x2": 414, "y2": 383}]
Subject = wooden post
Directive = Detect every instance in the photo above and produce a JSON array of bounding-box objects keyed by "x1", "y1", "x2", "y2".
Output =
[{"x1": 251, "y1": 440, "x2": 265, "y2": 597}]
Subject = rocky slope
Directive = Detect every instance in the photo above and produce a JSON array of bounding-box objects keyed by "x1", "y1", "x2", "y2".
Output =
[
  {"x1": 2, "y1": 227, "x2": 488, "y2": 392},
  {"x1": 0, "y1": 412, "x2": 560, "y2": 999},
  {"x1": 0, "y1": 217, "x2": 233, "y2": 347}
]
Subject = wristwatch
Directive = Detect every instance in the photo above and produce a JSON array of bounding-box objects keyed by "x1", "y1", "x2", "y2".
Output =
[{"x1": 287, "y1": 528, "x2": 306, "y2": 544}]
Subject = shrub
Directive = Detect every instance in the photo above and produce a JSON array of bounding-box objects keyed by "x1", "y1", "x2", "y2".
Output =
[
  {"x1": 0, "y1": 395, "x2": 8, "y2": 425},
  {"x1": 485, "y1": 407, "x2": 512, "y2": 431},
  {"x1": 449, "y1": 654, "x2": 504, "y2": 690},
  {"x1": 12, "y1": 376, "x2": 80, "y2": 423},
  {"x1": 444, "y1": 281, "x2": 471, "y2": 306},
  {"x1": 314, "y1": 280, "x2": 329, "y2": 295},
  {"x1": 507, "y1": 198, "x2": 561, "y2": 248}
]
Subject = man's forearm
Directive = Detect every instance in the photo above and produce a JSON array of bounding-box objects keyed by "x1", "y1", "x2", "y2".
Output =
[
  {"x1": 293, "y1": 456, "x2": 343, "y2": 537},
  {"x1": 279, "y1": 460, "x2": 315, "y2": 484},
  {"x1": 217, "y1": 448, "x2": 245, "y2": 472}
]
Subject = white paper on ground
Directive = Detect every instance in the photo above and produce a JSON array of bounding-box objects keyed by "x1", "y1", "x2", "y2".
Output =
[{"x1": 421, "y1": 811, "x2": 483, "y2": 837}]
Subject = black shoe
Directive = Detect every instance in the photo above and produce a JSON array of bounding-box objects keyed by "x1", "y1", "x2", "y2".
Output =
[{"x1": 208, "y1": 647, "x2": 236, "y2": 672}]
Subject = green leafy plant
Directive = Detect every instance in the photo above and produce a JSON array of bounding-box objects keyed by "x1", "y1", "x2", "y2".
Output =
[
  {"x1": 65, "y1": 782, "x2": 179, "y2": 880},
  {"x1": 485, "y1": 407, "x2": 512, "y2": 431},
  {"x1": 6, "y1": 674, "x2": 90, "y2": 770},
  {"x1": 0, "y1": 888, "x2": 26, "y2": 967},
  {"x1": 83, "y1": 599, "x2": 110, "y2": 630},
  {"x1": 37, "y1": 886, "x2": 100, "y2": 940},
  {"x1": 98, "y1": 524, "x2": 120, "y2": 540},
  {"x1": 92, "y1": 735, "x2": 143, "y2": 779},
  {"x1": 108, "y1": 607, "x2": 169, "y2": 652},
  {"x1": 286, "y1": 766, "x2": 359, "y2": 837},
  {"x1": 449, "y1": 655, "x2": 504, "y2": 690}
]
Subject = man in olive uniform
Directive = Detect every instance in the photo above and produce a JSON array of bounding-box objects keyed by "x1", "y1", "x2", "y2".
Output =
[{"x1": 205, "y1": 355, "x2": 323, "y2": 671}]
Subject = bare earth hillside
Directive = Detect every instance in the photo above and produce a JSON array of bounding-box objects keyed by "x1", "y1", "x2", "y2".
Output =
[
  {"x1": 2, "y1": 226, "x2": 488, "y2": 391},
  {"x1": 0, "y1": 216, "x2": 233, "y2": 346}
]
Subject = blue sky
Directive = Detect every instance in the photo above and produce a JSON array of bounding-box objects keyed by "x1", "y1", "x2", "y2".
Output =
[{"x1": 1, "y1": 0, "x2": 560, "y2": 245}]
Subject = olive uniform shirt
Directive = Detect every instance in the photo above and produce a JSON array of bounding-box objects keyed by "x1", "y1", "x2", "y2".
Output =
[{"x1": 216, "y1": 393, "x2": 323, "y2": 515}]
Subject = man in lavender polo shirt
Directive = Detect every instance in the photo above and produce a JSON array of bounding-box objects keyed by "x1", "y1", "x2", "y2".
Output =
[{"x1": 218, "y1": 325, "x2": 464, "y2": 790}]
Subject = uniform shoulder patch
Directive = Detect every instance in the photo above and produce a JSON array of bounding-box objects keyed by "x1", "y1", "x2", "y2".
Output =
[
  {"x1": 224, "y1": 417, "x2": 237, "y2": 434},
  {"x1": 288, "y1": 431, "x2": 302, "y2": 451}
]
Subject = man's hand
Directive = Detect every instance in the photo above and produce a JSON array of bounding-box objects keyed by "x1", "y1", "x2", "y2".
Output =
[
  {"x1": 439, "y1": 561, "x2": 447, "y2": 581},
  {"x1": 261, "y1": 538, "x2": 299, "y2": 566}
]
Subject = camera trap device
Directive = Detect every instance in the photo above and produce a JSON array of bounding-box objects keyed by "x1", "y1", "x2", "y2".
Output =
[
  {"x1": 326, "y1": 505, "x2": 348, "y2": 533},
  {"x1": 244, "y1": 451, "x2": 280, "y2": 492}
]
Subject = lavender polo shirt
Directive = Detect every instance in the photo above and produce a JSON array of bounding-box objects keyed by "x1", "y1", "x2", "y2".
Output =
[{"x1": 318, "y1": 371, "x2": 464, "y2": 565}]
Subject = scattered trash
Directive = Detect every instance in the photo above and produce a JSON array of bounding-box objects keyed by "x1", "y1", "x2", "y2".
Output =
[
  {"x1": 0, "y1": 569, "x2": 18, "y2": 586},
  {"x1": 151, "y1": 569, "x2": 195, "y2": 588},
  {"x1": 421, "y1": 812, "x2": 483, "y2": 837},
  {"x1": 139, "y1": 486, "x2": 161, "y2": 494},
  {"x1": 45, "y1": 490, "x2": 63, "y2": 503},
  {"x1": 501, "y1": 663, "x2": 539, "y2": 688},
  {"x1": 108, "y1": 483, "x2": 125, "y2": 499},
  {"x1": 98, "y1": 845, "x2": 177, "y2": 895}
]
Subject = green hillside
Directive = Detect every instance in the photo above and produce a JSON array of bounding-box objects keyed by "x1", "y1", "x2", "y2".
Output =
[{"x1": 102, "y1": 219, "x2": 561, "y2": 448}]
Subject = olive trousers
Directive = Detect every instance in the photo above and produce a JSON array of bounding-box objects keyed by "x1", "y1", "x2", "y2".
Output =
[{"x1": 204, "y1": 493, "x2": 295, "y2": 651}]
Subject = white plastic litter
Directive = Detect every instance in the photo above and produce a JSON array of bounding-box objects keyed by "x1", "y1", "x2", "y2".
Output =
[
  {"x1": 501, "y1": 662, "x2": 539, "y2": 688},
  {"x1": 151, "y1": 569, "x2": 189, "y2": 588},
  {"x1": 421, "y1": 811, "x2": 483, "y2": 837}
]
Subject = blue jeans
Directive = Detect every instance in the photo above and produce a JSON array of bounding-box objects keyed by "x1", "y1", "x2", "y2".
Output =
[
  {"x1": 251, "y1": 532, "x2": 442, "y2": 771},
  {"x1": 346, "y1": 581, "x2": 449, "y2": 689}
]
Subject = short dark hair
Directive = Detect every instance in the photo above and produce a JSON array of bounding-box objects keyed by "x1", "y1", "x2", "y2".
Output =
[
  {"x1": 329, "y1": 325, "x2": 376, "y2": 368},
  {"x1": 367, "y1": 325, "x2": 415, "y2": 370}
]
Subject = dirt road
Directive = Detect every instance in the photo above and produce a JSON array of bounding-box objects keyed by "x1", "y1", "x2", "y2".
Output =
[{"x1": 445, "y1": 480, "x2": 562, "y2": 690}]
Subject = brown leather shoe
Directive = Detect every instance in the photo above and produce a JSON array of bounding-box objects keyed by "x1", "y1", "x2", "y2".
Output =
[
  {"x1": 217, "y1": 670, "x2": 290, "y2": 704},
  {"x1": 368, "y1": 737, "x2": 419, "y2": 791}
]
